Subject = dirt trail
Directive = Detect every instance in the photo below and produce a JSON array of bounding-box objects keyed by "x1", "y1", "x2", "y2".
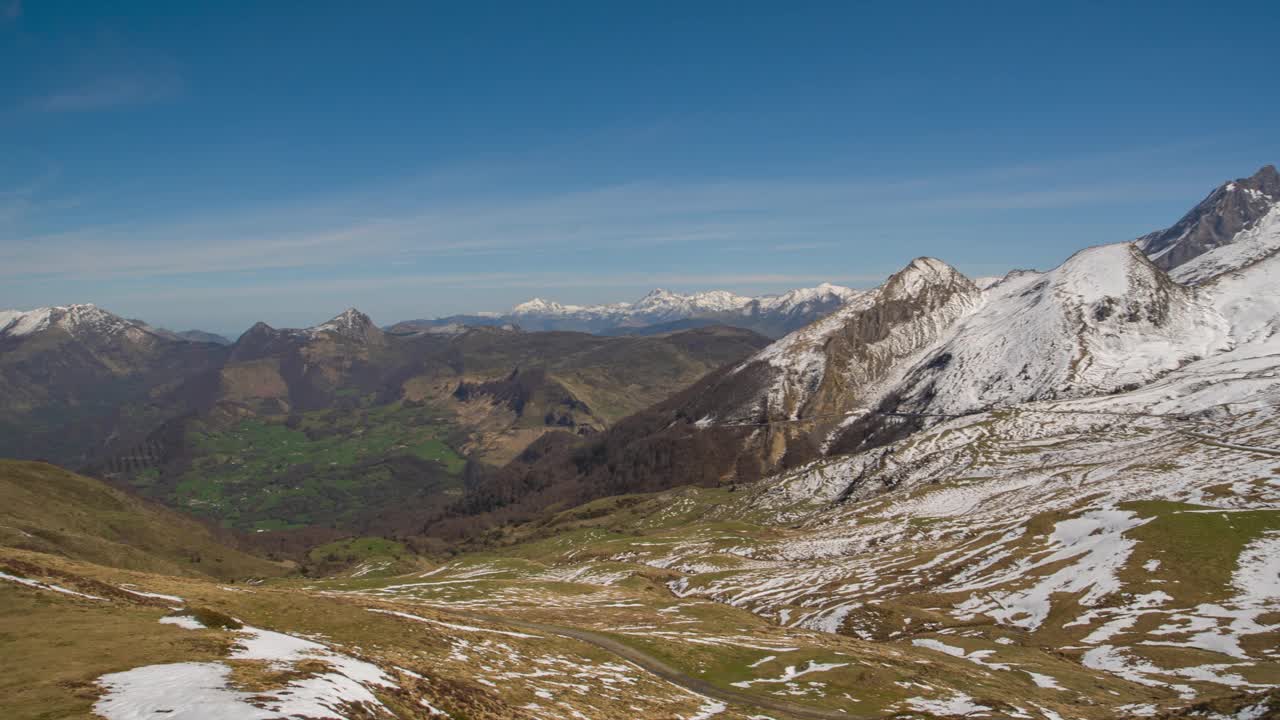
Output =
[{"x1": 461, "y1": 612, "x2": 864, "y2": 720}]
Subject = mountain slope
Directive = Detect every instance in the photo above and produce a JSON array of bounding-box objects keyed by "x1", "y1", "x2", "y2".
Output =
[
  {"x1": 447, "y1": 169, "x2": 1280, "y2": 538},
  {"x1": 442, "y1": 259, "x2": 984, "y2": 531},
  {"x1": 692, "y1": 259, "x2": 980, "y2": 425},
  {"x1": 0, "y1": 460, "x2": 283, "y2": 579},
  {"x1": 434, "y1": 339, "x2": 1280, "y2": 718},
  {"x1": 884, "y1": 243, "x2": 1230, "y2": 418},
  {"x1": 0, "y1": 304, "x2": 230, "y2": 466},
  {"x1": 1136, "y1": 163, "x2": 1280, "y2": 280},
  {"x1": 1166, "y1": 200, "x2": 1280, "y2": 285}
]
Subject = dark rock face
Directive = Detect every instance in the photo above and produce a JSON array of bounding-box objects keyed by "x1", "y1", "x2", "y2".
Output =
[{"x1": 1137, "y1": 164, "x2": 1279, "y2": 273}]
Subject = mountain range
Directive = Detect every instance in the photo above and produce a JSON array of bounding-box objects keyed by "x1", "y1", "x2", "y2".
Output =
[
  {"x1": 389, "y1": 282, "x2": 862, "y2": 338},
  {"x1": 2, "y1": 165, "x2": 1279, "y2": 720},
  {"x1": 451, "y1": 164, "x2": 1280, "y2": 532},
  {"x1": 0, "y1": 299, "x2": 768, "y2": 535}
]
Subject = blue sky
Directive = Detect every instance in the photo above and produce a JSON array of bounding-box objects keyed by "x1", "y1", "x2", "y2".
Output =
[{"x1": 2, "y1": 1, "x2": 1278, "y2": 336}]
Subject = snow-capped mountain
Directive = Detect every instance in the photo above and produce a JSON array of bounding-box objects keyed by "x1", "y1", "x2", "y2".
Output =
[
  {"x1": 1164, "y1": 198, "x2": 1280, "y2": 285},
  {"x1": 0, "y1": 304, "x2": 236, "y2": 349},
  {"x1": 568, "y1": 164, "x2": 1280, "y2": 474},
  {"x1": 696, "y1": 259, "x2": 981, "y2": 429},
  {"x1": 395, "y1": 283, "x2": 861, "y2": 338},
  {"x1": 513, "y1": 284, "x2": 858, "y2": 324},
  {"x1": 227, "y1": 308, "x2": 388, "y2": 366},
  {"x1": 885, "y1": 244, "x2": 1231, "y2": 417},
  {"x1": 1135, "y1": 164, "x2": 1279, "y2": 281},
  {"x1": 1, "y1": 304, "x2": 159, "y2": 343},
  {"x1": 307, "y1": 308, "x2": 386, "y2": 344},
  {"x1": 0, "y1": 304, "x2": 231, "y2": 466}
]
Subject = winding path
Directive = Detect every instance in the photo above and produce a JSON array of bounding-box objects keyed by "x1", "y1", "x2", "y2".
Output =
[{"x1": 460, "y1": 612, "x2": 864, "y2": 720}]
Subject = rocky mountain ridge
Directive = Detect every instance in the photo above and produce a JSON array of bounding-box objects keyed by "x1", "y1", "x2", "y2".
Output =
[{"x1": 1136, "y1": 163, "x2": 1279, "y2": 278}]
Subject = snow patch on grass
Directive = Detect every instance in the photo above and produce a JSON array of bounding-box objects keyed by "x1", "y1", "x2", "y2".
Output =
[
  {"x1": 158, "y1": 615, "x2": 205, "y2": 630},
  {"x1": 904, "y1": 691, "x2": 992, "y2": 716},
  {"x1": 0, "y1": 570, "x2": 105, "y2": 601}
]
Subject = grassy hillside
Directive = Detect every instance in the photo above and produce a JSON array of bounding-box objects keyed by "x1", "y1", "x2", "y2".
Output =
[{"x1": 0, "y1": 460, "x2": 286, "y2": 580}]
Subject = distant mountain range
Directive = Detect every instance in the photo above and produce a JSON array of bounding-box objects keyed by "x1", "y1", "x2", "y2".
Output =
[
  {"x1": 388, "y1": 283, "x2": 862, "y2": 338},
  {"x1": 459, "y1": 164, "x2": 1280, "y2": 523},
  {"x1": 0, "y1": 299, "x2": 767, "y2": 532}
]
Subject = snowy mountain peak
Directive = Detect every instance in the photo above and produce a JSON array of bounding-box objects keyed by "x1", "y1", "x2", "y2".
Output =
[
  {"x1": 0, "y1": 303, "x2": 145, "y2": 341},
  {"x1": 632, "y1": 289, "x2": 752, "y2": 315},
  {"x1": 887, "y1": 242, "x2": 1231, "y2": 419},
  {"x1": 1137, "y1": 163, "x2": 1280, "y2": 277},
  {"x1": 754, "y1": 283, "x2": 860, "y2": 313},
  {"x1": 1054, "y1": 243, "x2": 1154, "y2": 304},
  {"x1": 322, "y1": 307, "x2": 373, "y2": 328},
  {"x1": 492, "y1": 283, "x2": 861, "y2": 337},
  {"x1": 310, "y1": 308, "x2": 383, "y2": 341},
  {"x1": 708, "y1": 256, "x2": 982, "y2": 432},
  {"x1": 638, "y1": 288, "x2": 675, "y2": 302},
  {"x1": 512, "y1": 298, "x2": 570, "y2": 315},
  {"x1": 883, "y1": 257, "x2": 970, "y2": 299}
]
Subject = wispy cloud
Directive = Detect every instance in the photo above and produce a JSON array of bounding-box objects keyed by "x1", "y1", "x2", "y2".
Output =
[
  {"x1": 23, "y1": 71, "x2": 180, "y2": 112},
  {"x1": 2, "y1": 0, "x2": 20, "y2": 22},
  {"x1": 0, "y1": 166, "x2": 1202, "y2": 282},
  {"x1": 109, "y1": 270, "x2": 876, "y2": 301},
  {"x1": 1, "y1": 137, "x2": 1223, "y2": 324}
]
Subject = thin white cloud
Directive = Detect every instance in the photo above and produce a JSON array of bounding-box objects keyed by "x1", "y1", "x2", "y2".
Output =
[
  {"x1": 0, "y1": 140, "x2": 1215, "y2": 288},
  {"x1": 23, "y1": 71, "x2": 179, "y2": 112},
  {"x1": 103, "y1": 270, "x2": 880, "y2": 300},
  {"x1": 2, "y1": 173, "x2": 1167, "y2": 280}
]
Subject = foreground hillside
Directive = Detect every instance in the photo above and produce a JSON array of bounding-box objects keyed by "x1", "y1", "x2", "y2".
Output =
[
  {"x1": 2, "y1": 369, "x2": 1277, "y2": 718},
  {"x1": 0, "y1": 460, "x2": 285, "y2": 580},
  {"x1": 303, "y1": 306, "x2": 1280, "y2": 717}
]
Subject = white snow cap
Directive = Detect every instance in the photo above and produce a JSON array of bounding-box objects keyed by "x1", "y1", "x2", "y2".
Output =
[
  {"x1": 0, "y1": 304, "x2": 141, "y2": 340},
  {"x1": 508, "y1": 283, "x2": 858, "y2": 321}
]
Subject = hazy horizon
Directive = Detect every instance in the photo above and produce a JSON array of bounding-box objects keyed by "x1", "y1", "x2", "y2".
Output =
[{"x1": 3, "y1": 2, "x2": 1278, "y2": 334}]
